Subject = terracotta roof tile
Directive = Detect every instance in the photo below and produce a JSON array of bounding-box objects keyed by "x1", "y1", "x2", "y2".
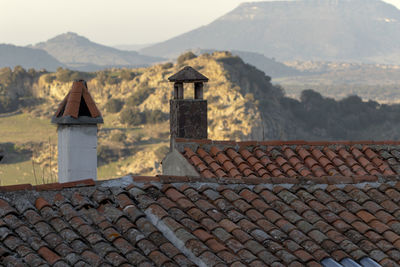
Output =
[
  {"x1": 178, "y1": 140, "x2": 400, "y2": 180},
  {"x1": 53, "y1": 80, "x2": 102, "y2": 120},
  {"x1": 4, "y1": 175, "x2": 400, "y2": 265}
]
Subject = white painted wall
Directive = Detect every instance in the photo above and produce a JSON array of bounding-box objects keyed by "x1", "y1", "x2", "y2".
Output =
[{"x1": 58, "y1": 124, "x2": 98, "y2": 183}]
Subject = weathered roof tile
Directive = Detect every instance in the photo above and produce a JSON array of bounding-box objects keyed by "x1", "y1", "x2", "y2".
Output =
[
  {"x1": 3, "y1": 174, "x2": 400, "y2": 265},
  {"x1": 53, "y1": 80, "x2": 102, "y2": 123}
]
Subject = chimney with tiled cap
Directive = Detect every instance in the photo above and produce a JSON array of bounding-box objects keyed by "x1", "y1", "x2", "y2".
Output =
[
  {"x1": 51, "y1": 80, "x2": 103, "y2": 183},
  {"x1": 168, "y1": 66, "x2": 209, "y2": 148},
  {"x1": 161, "y1": 67, "x2": 208, "y2": 177}
]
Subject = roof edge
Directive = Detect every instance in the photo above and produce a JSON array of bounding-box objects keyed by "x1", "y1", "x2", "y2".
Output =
[{"x1": 174, "y1": 138, "x2": 400, "y2": 147}]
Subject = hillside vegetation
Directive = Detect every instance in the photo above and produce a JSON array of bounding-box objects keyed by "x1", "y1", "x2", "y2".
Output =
[{"x1": 2, "y1": 51, "x2": 400, "y2": 185}]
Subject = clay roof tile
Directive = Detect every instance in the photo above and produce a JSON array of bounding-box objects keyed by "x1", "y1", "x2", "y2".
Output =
[{"x1": 52, "y1": 80, "x2": 103, "y2": 124}]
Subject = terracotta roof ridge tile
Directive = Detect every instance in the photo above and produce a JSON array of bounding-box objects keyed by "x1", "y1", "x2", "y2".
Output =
[
  {"x1": 53, "y1": 80, "x2": 102, "y2": 120},
  {"x1": 3, "y1": 173, "x2": 400, "y2": 195},
  {"x1": 175, "y1": 139, "x2": 400, "y2": 147},
  {"x1": 0, "y1": 179, "x2": 96, "y2": 193}
]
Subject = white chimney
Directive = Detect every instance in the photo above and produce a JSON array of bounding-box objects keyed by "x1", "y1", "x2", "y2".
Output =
[{"x1": 51, "y1": 80, "x2": 103, "y2": 183}]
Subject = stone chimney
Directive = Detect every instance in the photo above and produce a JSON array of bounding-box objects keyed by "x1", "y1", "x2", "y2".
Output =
[
  {"x1": 168, "y1": 66, "x2": 209, "y2": 148},
  {"x1": 51, "y1": 80, "x2": 103, "y2": 183}
]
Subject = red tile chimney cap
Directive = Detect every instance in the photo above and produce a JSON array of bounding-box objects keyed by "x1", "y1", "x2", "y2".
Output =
[{"x1": 52, "y1": 80, "x2": 103, "y2": 125}]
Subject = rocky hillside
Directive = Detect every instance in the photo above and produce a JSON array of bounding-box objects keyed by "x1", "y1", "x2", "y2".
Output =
[
  {"x1": 4, "y1": 51, "x2": 400, "y2": 181},
  {"x1": 33, "y1": 52, "x2": 269, "y2": 140},
  {"x1": 7, "y1": 51, "x2": 400, "y2": 141},
  {"x1": 33, "y1": 32, "x2": 163, "y2": 70},
  {"x1": 141, "y1": 0, "x2": 400, "y2": 64}
]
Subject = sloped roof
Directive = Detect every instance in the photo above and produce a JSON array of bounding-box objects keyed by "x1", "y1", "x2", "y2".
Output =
[
  {"x1": 175, "y1": 139, "x2": 400, "y2": 179},
  {"x1": 52, "y1": 80, "x2": 103, "y2": 124},
  {"x1": 168, "y1": 66, "x2": 209, "y2": 83},
  {"x1": 0, "y1": 175, "x2": 399, "y2": 266}
]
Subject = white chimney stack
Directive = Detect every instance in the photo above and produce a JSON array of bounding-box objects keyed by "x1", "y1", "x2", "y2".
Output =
[{"x1": 51, "y1": 80, "x2": 103, "y2": 183}]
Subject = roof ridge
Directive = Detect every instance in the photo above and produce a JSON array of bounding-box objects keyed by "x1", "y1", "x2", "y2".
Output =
[
  {"x1": 2, "y1": 174, "x2": 399, "y2": 193},
  {"x1": 0, "y1": 179, "x2": 95, "y2": 193},
  {"x1": 174, "y1": 138, "x2": 400, "y2": 146}
]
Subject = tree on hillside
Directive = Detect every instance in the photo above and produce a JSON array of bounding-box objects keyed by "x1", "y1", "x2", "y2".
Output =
[{"x1": 177, "y1": 52, "x2": 197, "y2": 65}]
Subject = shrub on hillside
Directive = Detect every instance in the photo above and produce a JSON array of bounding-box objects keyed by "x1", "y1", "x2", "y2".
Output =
[
  {"x1": 96, "y1": 71, "x2": 107, "y2": 85},
  {"x1": 55, "y1": 68, "x2": 72, "y2": 82},
  {"x1": 127, "y1": 85, "x2": 155, "y2": 106},
  {"x1": 0, "y1": 95, "x2": 17, "y2": 113},
  {"x1": 106, "y1": 76, "x2": 121, "y2": 85},
  {"x1": 119, "y1": 107, "x2": 167, "y2": 126},
  {"x1": 105, "y1": 99, "x2": 124, "y2": 113},
  {"x1": 144, "y1": 110, "x2": 168, "y2": 124},
  {"x1": 0, "y1": 66, "x2": 42, "y2": 113},
  {"x1": 119, "y1": 108, "x2": 144, "y2": 126},
  {"x1": 161, "y1": 62, "x2": 173, "y2": 69},
  {"x1": 55, "y1": 67, "x2": 94, "y2": 83},
  {"x1": 44, "y1": 74, "x2": 55, "y2": 83},
  {"x1": 120, "y1": 69, "x2": 136, "y2": 81},
  {"x1": 177, "y1": 52, "x2": 197, "y2": 65},
  {"x1": 111, "y1": 132, "x2": 127, "y2": 143},
  {"x1": 97, "y1": 145, "x2": 119, "y2": 164}
]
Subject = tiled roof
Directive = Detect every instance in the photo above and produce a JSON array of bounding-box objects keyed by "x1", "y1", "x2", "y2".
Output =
[
  {"x1": 54, "y1": 80, "x2": 102, "y2": 120},
  {"x1": 168, "y1": 66, "x2": 209, "y2": 83},
  {"x1": 1, "y1": 175, "x2": 400, "y2": 266},
  {"x1": 176, "y1": 139, "x2": 400, "y2": 179}
]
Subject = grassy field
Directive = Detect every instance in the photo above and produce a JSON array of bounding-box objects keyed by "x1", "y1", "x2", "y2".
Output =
[
  {"x1": 0, "y1": 108, "x2": 169, "y2": 185},
  {"x1": 0, "y1": 113, "x2": 55, "y2": 185},
  {"x1": 0, "y1": 111, "x2": 169, "y2": 186},
  {"x1": 0, "y1": 113, "x2": 57, "y2": 143}
]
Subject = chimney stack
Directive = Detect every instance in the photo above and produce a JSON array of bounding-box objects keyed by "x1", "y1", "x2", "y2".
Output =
[
  {"x1": 51, "y1": 80, "x2": 103, "y2": 183},
  {"x1": 168, "y1": 66, "x2": 209, "y2": 148}
]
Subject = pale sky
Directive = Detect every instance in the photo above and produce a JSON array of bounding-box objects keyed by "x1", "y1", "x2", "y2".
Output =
[{"x1": 1, "y1": 0, "x2": 399, "y2": 46}]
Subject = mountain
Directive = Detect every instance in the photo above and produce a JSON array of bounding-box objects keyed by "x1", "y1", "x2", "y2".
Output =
[
  {"x1": 33, "y1": 32, "x2": 163, "y2": 70},
  {"x1": 141, "y1": 0, "x2": 400, "y2": 64},
  {"x1": 0, "y1": 44, "x2": 64, "y2": 71}
]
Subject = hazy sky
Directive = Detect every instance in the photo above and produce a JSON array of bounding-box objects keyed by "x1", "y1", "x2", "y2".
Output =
[{"x1": 1, "y1": 0, "x2": 400, "y2": 46}]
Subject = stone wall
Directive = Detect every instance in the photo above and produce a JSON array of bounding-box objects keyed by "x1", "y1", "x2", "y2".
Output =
[{"x1": 170, "y1": 99, "x2": 207, "y2": 141}]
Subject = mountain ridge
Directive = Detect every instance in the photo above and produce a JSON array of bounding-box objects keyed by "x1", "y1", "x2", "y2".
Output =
[
  {"x1": 140, "y1": 0, "x2": 400, "y2": 64},
  {"x1": 0, "y1": 44, "x2": 64, "y2": 71},
  {"x1": 32, "y1": 32, "x2": 163, "y2": 70}
]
